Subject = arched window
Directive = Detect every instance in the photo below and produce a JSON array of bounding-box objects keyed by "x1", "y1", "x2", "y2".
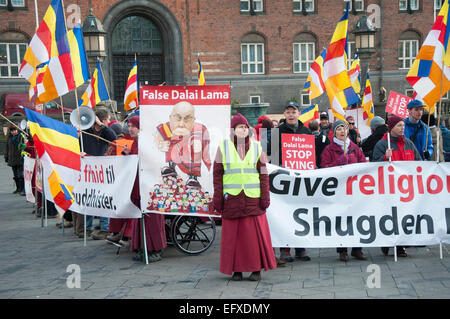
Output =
[
  {"x1": 0, "y1": 31, "x2": 28, "y2": 78},
  {"x1": 241, "y1": 33, "x2": 265, "y2": 74},
  {"x1": 293, "y1": 33, "x2": 316, "y2": 73},
  {"x1": 398, "y1": 30, "x2": 420, "y2": 70}
]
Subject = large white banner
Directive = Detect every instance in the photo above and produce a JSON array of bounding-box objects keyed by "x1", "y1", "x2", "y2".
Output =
[
  {"x1": 23, "y1": 156, "x2": 36, "y2": 203},
  {"x1": 139, "y1": 85, "x2": 230, "y2": 217},
  {"x1": 69, "y1": 155, "x2": 141, "y2": 218},
  {"x1": 266, "y1": 162, "x2": 450, "y2": 248}
]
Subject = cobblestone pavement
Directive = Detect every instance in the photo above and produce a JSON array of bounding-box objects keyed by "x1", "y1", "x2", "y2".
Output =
[{"x1": 1, "y1": 160, "x2": 449, "y2": 299}]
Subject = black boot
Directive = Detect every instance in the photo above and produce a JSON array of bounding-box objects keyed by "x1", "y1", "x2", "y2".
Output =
[
  {"x1": 13, "y1": 177, "x2": 20, "y2": 194},
  {"x1": 18, "y1": 178, "x2": 25, "y2": 196}
]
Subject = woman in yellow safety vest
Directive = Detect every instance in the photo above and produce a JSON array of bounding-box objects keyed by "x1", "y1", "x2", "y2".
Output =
[{"x1": 213, "y1": 113, "x2": 276, "y2": 281}]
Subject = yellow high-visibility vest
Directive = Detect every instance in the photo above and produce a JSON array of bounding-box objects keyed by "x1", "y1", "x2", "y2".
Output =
[{"x1": 219, "y1": 139, "x2": 262, "y2": 198}]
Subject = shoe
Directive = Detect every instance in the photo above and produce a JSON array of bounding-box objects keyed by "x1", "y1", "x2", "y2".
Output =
[
  {"x1": 148, "y1": 252, "x2": 162, "y2": 263},
  {"x1": 132, "y1": 251, "x2": 143, "y2": 262},
  {"x1": 351, "y1": 250, "x2": 367, "y2": 260},
  {"x1": 381, "y1": 247, "x2": 389, "y2": 256},
  {"x1": 339, "y1": 252, "x2": 349, "y2": 262},
  {"x1": 56, "y1": 221, "x2": 62, "y2": 228},
  {"x1": 295, "y1": 250, "x2": 311, "y2": 261},
  {"x1": 161, "y1": 161, "x2": 177, "y2": 177},
  {"x1": 106, "y1": 233, "x2": 121, "y2": 243},
  {"x1": 231, "y1": 272, "x2": 243, "y2": 281},
  {"x1": 118, "y1": 239, "x2": 130, "y2": 248},
  {"x1": 186, "y1": 175, "x2": 202, "y2": 189},
  {"x1": 91, "y1": 230, "x2": 109, "y2": 240},
  {"x1": 248, "y1": 271, "x2": 261, "y2": 281},
  {"x1": 276, "y1": 258, "x2": 286, "y2": 267},
  {"x1": 280, "y1": 255, "x2": 294, "y2": 262},
  {"x1": 78, "y1": 229, "x2": 93, "y2": 238},
  {"x1": 397, "y1": 247, "x2": 408, "y2": 257}
]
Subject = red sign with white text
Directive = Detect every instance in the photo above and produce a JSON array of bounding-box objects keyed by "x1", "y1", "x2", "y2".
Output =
[
  {"x1": 281, "y1": 134, "x2": 316, "y2": 170},
  {"x1": 140, "y1": 85, "x2": 231, "y2": 105},
  {"x1": 386, "y1": 91, "x2": 412, "y2": 119}
]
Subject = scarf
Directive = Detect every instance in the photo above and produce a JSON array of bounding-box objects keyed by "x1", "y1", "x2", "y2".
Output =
[{"x1": 333, "y1": 137, "x2": 351, "y2": 153}]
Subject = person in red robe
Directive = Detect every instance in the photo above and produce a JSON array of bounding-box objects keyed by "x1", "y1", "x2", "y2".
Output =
[
  {"x1": 123, "y1": 116, "x2": 167, "y2": 262},
  {"x1": 213, "y1": 113, "x2": 276, "y2": 281}
]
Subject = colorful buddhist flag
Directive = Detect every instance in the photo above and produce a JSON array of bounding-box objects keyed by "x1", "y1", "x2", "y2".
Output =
[
  {"x1": 198, "y1": 58, "x2": 206, "y2": 85},
  {"x1": 406, "y1": 0, "x2": 450, "y2": 109},
  {"x1": 298, "y1": 104, "x2": 320, "y2": 126},
  {"x1": 79, "y1": 60, "x2": 110, "y2": 108},
  {"x1": 303, "y1": 48, "x2": 327, "y2": 100},
  {"x1": 124, "y1": 58, "x2": 138, "y2": 111},
  {"x1": 362, "y1": 73, "x2": 375, "y2": 126},
  {"x1": 348, "y1": 53, "x2": 361, "y2": 94},
  {"x1": 25, "y1": 108, "x2": 80, "y2": 215},
  {"x1": 323, "y1": 2, "x2": 360, "y2": 121},
  {"x1": 67, "y1": 24, "x2": 89, "y2": 88}
]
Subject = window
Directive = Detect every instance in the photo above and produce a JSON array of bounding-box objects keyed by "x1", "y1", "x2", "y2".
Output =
[
  {"x1": 405, "y1": 89, "x2": 415, "y2": 98},
  {"x1": 399, "y1": 0, "x2": 419, "y2": 11},
  {"x1": 293, "y1": 0, "x2": 314, "y2": 12},
  {"x1": 241, "y1": 0, "x2": 263, "y2": 12},
  {"x1": 399, "y1": 40, "x2": 418, "y2": 69},
  {"x1": 0, "y1": 43, "x2": 27, "y2": 77},
  {"x1": 241, "y1": 43, "x2": 264, "y2": 74},
  {"x1": 435, "y1": 0, "x2": 444, "y2": 20},
  {"x1": 293, "y1": 42, "x2": 315, "y2": 73},
  {"x1": 0, "y1": 0, "x2": 25, "y2": 7},
  {"x1": 347, "y1": 41, "x2": 356, "y2": 70},
  {"x1": 301, "y1": 93, "x2": 311, "y2": 106},
  {"x1": 250, "y1": 95, "x2": 261, "y2": 104},
  {"x1": 345, "y1": 0, "x2": 364, "y2": 12}
]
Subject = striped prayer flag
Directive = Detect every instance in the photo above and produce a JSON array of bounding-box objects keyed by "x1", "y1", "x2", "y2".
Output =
[
  {"x1": 323, "y1": 2, "x2": 360, "y2": 121},
  {"x1": 67, "y1": 24, "x2": 89, "y2": 88},
  {"x1": 348, "y1": 53, "x2": 361, "y2": 94},
  {"x1": 362, "y1": 73, "x2": 375, "y2": 126},
  {"x1": 25, "y1": 108, "x2": 80, "y2": 215},
  {"x1": 303, "y1": 48, "x2": 327, "y2": 100},
  {"x1": 19, "y1": 0, "x2": 75, "y2": 104},
  {"x1": 198, "y1": 58, "x2": 206, "y2": 85},
  {"x1": 406, "y1": 0, "x2": 450, "y2": 109},
  {"x1": 79, "y1": 60, "x2": 110, "y2": 108},
  {"x1": 124, "y1": 58, "x2": 138, "y2": 111},
  {"x1": 298, "y1": 104, "x2": 319, "y2": 126},
  {"x1": 412, "y1": 91, "x2": 436, "y2": 114}
]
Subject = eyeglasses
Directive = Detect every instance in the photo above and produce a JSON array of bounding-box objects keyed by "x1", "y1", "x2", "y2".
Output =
[{"x1": 348, "y1": 122, "x2": 355, "y2": 125}]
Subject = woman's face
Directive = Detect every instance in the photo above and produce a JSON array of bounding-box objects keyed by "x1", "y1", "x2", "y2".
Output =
[
  {"x1": 234, "y1": 124, "x2": 249, "y2": 139},
  {"x1": 390, "y1": 121, "x2": 405, "y2": 137},
  {"x1": 128, "y1": 122, "x2": 139, "y2": 139},
  {"x1": 335, "y1": 126, "x2": 347, "y2": 141}
]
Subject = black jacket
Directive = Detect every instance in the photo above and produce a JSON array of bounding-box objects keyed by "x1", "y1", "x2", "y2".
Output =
[
  {"x1": 267, "y1": 120, "x2": 311, "y2": 166},
  {"x1": 313, "y1": 131, "x2": 330, "y2": 168},
  {"x1": 361, "y1": 125, "x2": 388, "y2": 161},
  {"x1": 81, "y1": 126, "x2": 117, "y2": 156}
]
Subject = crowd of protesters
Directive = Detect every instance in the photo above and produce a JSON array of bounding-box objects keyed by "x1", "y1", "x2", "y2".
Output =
[{"x1": 4, "y1": 99, "x2": 450, "y2": 282}]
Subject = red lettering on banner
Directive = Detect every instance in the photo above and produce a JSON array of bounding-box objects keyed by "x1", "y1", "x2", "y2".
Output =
[
  {"x1": 398, "y1": 175, "x2": 414, "y2": 202},
  {"x1": 416, "y1": 166, "x2": 424, "y2": 194},
  {"x1": 346, "y1": 176, "x2": 358, "y2": 195},
  {"x1": 378, "y1": 166, "x2": 385, "y2": 194},
  {"x1": 427, "y1": 175, "x2": 443, "y2": 194},
  {"x1": 359, "y1": 175, "x2": 375, "y2": 195}
]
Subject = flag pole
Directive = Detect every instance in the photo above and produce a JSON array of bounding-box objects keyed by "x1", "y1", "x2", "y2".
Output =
[{"x1": 33, "y1": 0, "x2": 39, "y2": 29}]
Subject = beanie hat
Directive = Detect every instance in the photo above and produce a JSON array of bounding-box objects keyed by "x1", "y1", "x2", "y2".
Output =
[
  {"x1": 128, "y1": 115, "x2": 140, "y2": 129},
  {"x1": 387, "y1": 115, "x2": 404, "y2": 132},
  {"x1": 230, "y1": 113, "x2": 249, "y2": 129},
  {"x1": 345, "y1": 115, "x2": 355, "y2": 122},
  {"x1": 110, "y1": 122, "x2": 123, "y2": 136},
  {"x1": 332, "y1": 120, "x2": 348, "y2": 136},
  {"x1": 370, "y1": 116, "x2": 385, "y2": 130},
  {"x1": 407, "y1": 99, "x2": 423, "y2": 109}
]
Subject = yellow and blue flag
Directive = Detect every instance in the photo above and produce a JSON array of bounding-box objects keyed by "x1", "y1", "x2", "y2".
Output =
[
  {"x1": 198, "y1": 58, "x2": 206, "y2": 85},
  {"x1": 68, "y1": 24, "x2": 89, "y2": 88},
  {"x1": 79, "y1": 60, "x2": 110, "y2": 108}
]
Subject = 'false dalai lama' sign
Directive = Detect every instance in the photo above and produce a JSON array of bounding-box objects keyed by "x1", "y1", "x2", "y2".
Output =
[{"x1": 281, "y1": 134, "x2": 316, "y2": 170}]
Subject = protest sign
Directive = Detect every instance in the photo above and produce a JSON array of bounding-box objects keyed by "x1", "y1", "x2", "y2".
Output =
[
  {"x1": 386, "y1": 91, "x2": 412, "y2": 118},
  {"x1": 266, "y1": 162, "x2": 450, "y2": 248},
  {"x1": 23, "y1": 156, "x2": 35, "y2": 203},
  {"x1": 139, "y1": 85, "x2": 230, "y2": 217},
  {"x1": 69, "y1": 155, "x2": 141, "y2": 218},
  {"x1": 281, "y1": 134, "x2": 315, "y2": 170}
]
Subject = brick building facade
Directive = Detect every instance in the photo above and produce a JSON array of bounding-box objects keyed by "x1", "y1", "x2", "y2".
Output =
[{"x1": 1, "y1": 0, "x2": 449, "y2": 118}]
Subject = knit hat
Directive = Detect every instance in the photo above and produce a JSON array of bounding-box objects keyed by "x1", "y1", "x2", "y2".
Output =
[
  {"x1": 128, "y1": 115, "x2": 140, "y2": 129},
  {"x1": 110, "y1": 122, "x2": 123, "y2": 136},
  {"x1": 345, "y1": 115, "x2": 355, "y2": 122},
  {"x1": 407, "y1": 99, "x2": 423, "y2": 109},
  {"x1": 370, "y1": 116, "x2": 385, "y2": 130},
  {"x1": 230, "y1": 113, "x2": 249, "y2": 129},
  {"x1": 387, "y1": 115, "x2": 404, "y2": 132},
  {"x1": 332, "y1": 119, "x2": 348, "y2": 136}
]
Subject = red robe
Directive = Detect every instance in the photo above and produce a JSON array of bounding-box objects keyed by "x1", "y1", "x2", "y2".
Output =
[{"x1": 213, "y1": 136, "x2": 276, "y2": 275}]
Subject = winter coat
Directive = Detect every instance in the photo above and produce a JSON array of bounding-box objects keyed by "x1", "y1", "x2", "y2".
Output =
[
  {"x1": 404, "y1": 117, "x2": 433, "y2": 160},
  {"x1": 361, "y1": 125, "x2": 388, "y2": 161},
  {"x1": 213, "y1": 136, "x2": 270, "y2": 220},
  {"x1": 321, "y1": 139, "x2": 367, "y2": 168},
  {"x1": 81, "y1": 125, "x2": 117, "y2": 156},
  {"x1": 313, "y1": 130, "x2": 330, "y2": 168},
  {"x1": 5, "y1": 133, "x2": 25, "y2": 167},
  {"x1": 372, "y1": 134, "x2": 421, "y2": 162}
]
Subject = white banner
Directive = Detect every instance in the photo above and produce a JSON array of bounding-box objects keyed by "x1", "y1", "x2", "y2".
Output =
[
  {"x1": 266, "y1": 162, "x2": 450, "y2": 248},
  {"x1": 69, "y1": 155, "x2": 141, "y2": 218},
  {"x1": 23, "y1": 156, "x2": 36, "y2": 203}
]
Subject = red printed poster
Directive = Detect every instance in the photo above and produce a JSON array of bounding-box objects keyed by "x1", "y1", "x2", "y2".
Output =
[
  {"x1": 281, "y1": 134, "x2": 316, "y2": 170},
  {"x1": 386, "y1": 91, "x2": 412, "y2": 119}
]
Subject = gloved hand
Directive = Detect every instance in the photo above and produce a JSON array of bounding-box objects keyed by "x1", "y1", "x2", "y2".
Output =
[
  {"x1": 260, "y1": 199, "x2": 270, "y2": 210},
  {"x1": 423, "y1": 150, "x2": 430, "y2": 160}
]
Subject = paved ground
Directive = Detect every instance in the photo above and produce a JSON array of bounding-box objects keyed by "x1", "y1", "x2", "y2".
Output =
[{"x1": 1, "y1": 160, "x2": 450, "y2": 300}]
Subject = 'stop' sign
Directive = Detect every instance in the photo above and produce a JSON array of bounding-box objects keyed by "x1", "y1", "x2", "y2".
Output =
[
  {"x1": 140, "y1": 85, "x2": 231, "y2": 105},
  {"x1": 385, "y1": 91, "x2": 412, "y2": 119}
]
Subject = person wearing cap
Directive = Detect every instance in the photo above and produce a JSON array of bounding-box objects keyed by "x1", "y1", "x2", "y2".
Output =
[
  {"x1": 404, "y1": 100, "x2": 433, "y2": 160},
  {"x1": 319, "y1": 111, "x2": 332, "y2": 138},
  {"x1": 372, "y1": 115, "x2": 421, "y2": 257},
  {"x1": 345, "y1": 115, "x2": 361, "y2": 146},
  {"x1": 4, "y1": 125, "x2": 26, "y2": 195},
  {"x1": 361, "y1": 116, "x2": 388, "y2": 161},
  {"x1": 320, "y1": 119, "x2": 368, "y2": 261},
  {"x1": 267, "y1": 101, "x2": 312, "y2": 262},
  {"x1": 213, "y1": 113, "x2": 276, "y2": 281}
]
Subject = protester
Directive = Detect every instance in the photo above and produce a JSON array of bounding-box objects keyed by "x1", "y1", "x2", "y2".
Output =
[
  {"x1": 404, "y1": 100, "x2": 433, "y2": 160},
  {"x1": 267, "y1": 101, "x2": 311, "y2": 262},
  {"x1": 372, "y1": 115, "x2": 421, "y2": 257},
  {"x1": 126, "y1": 116, "x2": 167, "y2": 263},
  {"x1": 308, "y1": 120, "x2": 330, "y2": 168},
  {"x1": 441, "y1": 119, "x2": 450, "y2": 161},
  {"x1": 271, "y1": 119, "x2": 279, "y2": 127},
  {"x1": 346, "y1": 116, "x2": 361, "y2": 146},
  {"x1": 259, "y1": 118, "x2": 274, "y2": 156},
  {"x1": 4, "y1": 125, "x2": 26, "y2": 195},
  {"x1": 421, "y1": 113, "x2": 444, "y2": 162},
  {"x1": 254, "y1": 115, "x2": 271, "y2": 141},
  {"x1": 320, "y1": 120, "x2": 368, "y2": 261},
  {"x1": 361, "y1": 116, "x2": 388, "y2": 161},
  {"x1": 213, "y1": 113, "x2": 276, "y2": 281},
  {"x1": 319, "y1": 111, "x2": 332, "y2": 138}
]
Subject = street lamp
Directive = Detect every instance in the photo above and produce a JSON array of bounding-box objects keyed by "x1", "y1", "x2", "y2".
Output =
[
  {"x1": 82, "y1": 8, "x2": 106, "y2": 70},
  {"x1": 352, "y1": 15, "x2": 377, "y2": 97}
]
